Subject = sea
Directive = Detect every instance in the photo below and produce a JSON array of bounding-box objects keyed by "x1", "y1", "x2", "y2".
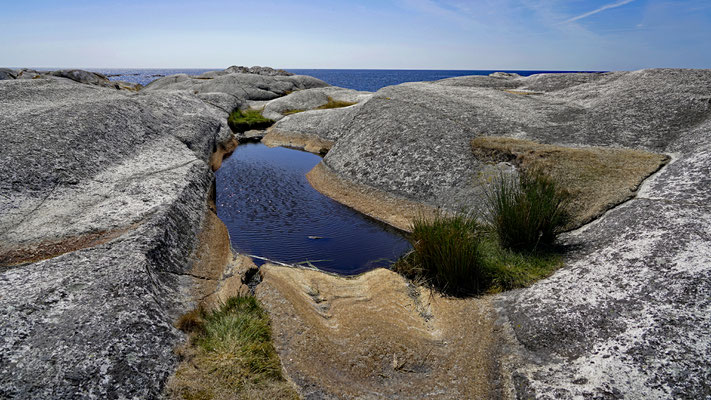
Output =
[{"x1": 89, "y1": 68, "x2": 589, "y2": 92}]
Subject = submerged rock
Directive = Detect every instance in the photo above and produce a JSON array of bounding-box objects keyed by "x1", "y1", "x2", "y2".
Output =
[{"x1": 0, "y1": 77, "x2": 234, "y2": 398}]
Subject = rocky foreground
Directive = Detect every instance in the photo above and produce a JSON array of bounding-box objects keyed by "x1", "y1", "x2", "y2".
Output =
[{"x1": 1, "y1": 67, "x2": 710, "y2": 399}]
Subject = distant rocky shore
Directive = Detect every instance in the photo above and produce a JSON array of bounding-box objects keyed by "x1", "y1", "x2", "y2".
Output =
[{"x1": 1, "y1": 65, "x2": 709, "y2": 399}]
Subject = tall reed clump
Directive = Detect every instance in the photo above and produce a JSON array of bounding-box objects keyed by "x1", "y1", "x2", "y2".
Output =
[
  {"x1": 394, "y1": 212, "x2": 487, "y2": 296},
  {"x1": 393, "y1": 169, "x2": 570, "y2": 297},
  {"x1": 487, "y1": 169, "x2": 570, "y2": 252}
]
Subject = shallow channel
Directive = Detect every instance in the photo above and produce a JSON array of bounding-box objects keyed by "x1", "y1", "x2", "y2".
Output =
[{"x1": 216, "y1": 143, "x2": 412, "y2": 275}]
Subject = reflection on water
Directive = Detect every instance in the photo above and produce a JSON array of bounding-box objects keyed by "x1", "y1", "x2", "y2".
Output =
[{"x1": 216, "y1": 143, "x2": 412, "y2": 275}]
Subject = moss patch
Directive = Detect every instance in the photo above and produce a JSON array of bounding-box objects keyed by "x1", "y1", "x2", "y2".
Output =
[
  {"x1": 315, "y1": 97, "x2": 357, "y2": 110},
  {"x1": 165, "y1": 296, "x2": 299, "y2": 400},
  {"x1": 472, "y1": 136, "x2": 669, "y2": 227},
  {"x1": 281, "y1": 97, "x2": 357, "y2": 116},
  {"x1": 228, "y1": 109, "x2": 274, "y2": 133},
  {"x1": 281, "y1": 109, "x2": 305, "y2": 116}
]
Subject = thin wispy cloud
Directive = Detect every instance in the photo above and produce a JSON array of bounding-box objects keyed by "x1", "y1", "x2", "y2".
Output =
[
  {"x1": 397, "y1": 0, "x2": 476, "y2": 27},
  {"x1": 563, "y1": 0, "x2": 636, "y2": 23}
]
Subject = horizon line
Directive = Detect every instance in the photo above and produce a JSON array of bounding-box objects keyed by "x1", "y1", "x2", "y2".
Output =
[{"x1": 6, "y1": 66, "x2": 611, "y2": 72}]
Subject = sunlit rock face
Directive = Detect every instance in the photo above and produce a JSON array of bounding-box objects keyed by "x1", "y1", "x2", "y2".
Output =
[
  {"x1": 259, "y1": 69, "x2": 711, "y2": 399},
  {"x1": 0, "y1": 76, "x2": 231, "y2": 399}
]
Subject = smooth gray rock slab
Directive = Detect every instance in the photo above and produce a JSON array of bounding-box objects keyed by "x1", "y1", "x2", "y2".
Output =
[
  {"x1": 489, "y1": 71, "x2": 521, "y2": 79},
  {"x1": 0, "y1": 77, "x2": 230, "y2": 399},
  {"x1": 196, "y1": 92, "x2": 245, "y2": 114},
  {"x1": 47, "y1": 69, "x2": 110, "y2": 86},
  {"x1": 15, "y1": 69, "x2": 40, "y2": 79},
  {"x1": 321, "y1": 69, "x2": 711, "y2": 208},
  {"x1": 498, "y1": 191, "x2": 711, "y2": 399},
  {"x1": 269, "y1": 103, "x2": 365, "y2": 143},
  {"x1": 262, "y1": 87, "x2": 371, "y2": 121},
  {"x1": 310, "y1": 68, "x2": 711, "y2": 398},
  {"x1": 0, "y1": 68, "x2": 16, "y2": 80}
]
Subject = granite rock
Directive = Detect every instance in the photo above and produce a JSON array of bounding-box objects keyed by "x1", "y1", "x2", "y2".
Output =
[
  {"x1": 319, "y1": 69, "x2": 711, "y2": 208},
  {"x1": 143, "y1": 66, "x2": 329, "y2": 105},
  {"x1": 225, "y1": 65, "x2": 294, "y2": 76},
  {"x1": 46, "y1": 69, "x2": 110, "y2": 86},
  {"x1": 308, "y1": 69, "x2": 711, "y2": 399},
  {"x1": 262, "y1": 87, "x2": 371, "y2": 121},
  {"x1": 15, "y1": 69, "x2": 40, "y2": 79},
  {"x1": 0, "y1": 77, "x2": 232, "y2": 399},
  {"x1": 0, "y1": 68, "x2": 16, "y2": 80}
]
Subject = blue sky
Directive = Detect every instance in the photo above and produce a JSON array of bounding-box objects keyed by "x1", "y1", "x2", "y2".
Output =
[{"x1": 1, "y1": 0, "x2": 709, "y2": 70}]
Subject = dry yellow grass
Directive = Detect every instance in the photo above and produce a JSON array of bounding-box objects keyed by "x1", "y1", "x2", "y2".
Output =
[{"x1": 471, "y1": 136, "x2": 669, "y2": 227}]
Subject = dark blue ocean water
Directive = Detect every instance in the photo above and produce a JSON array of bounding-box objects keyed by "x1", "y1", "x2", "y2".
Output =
[{"x1": 91, "y1": 68, "x2": 586, "y2": 92}]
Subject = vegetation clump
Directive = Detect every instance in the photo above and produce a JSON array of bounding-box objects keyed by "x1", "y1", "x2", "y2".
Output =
[
  {"x1": 487, "y1": 169, "x2": 570, "y2": 252},
  {"x1": 315, "y1": 97, "x2": 357, "y2": 110},
  {"x1": 394, "y1": 169, "x2": 568, "y2": 296},
  {"x1": 394, "y1": 211, "x2": 562, "y2": 296},
  {"x1": 167, "y1": 296, "x2": 298, "y2": 400},
  {"x1": 281, "y1": 109, "x2": 305, "y2": 116},
  {"x1": 228, "y1": 109, "x2": 274, "y2": 133},
  {"x1": 395, "y1": 212, "x2": 485, "y2": 296}
]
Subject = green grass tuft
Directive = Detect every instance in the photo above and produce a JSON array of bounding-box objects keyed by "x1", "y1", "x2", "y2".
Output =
[
  {"x1": 228, "y1": 109, "x2": 274, "y2": 133},
  {"x1": 477, "y1": 233, "x2": 563, "y2": 292},
  {"x1": 394, "y1": 212, "x2": 485, "y2": 296},
  {"x1": 168, "y1": 296, "x2": 299, "y2": 399},
  {"x1": 394, "y1": 211, "x2": 564, "y2": 296},
  {"x1": 487, "y1": 169, "x2": 570, "y2": 252},
  {"x1": 194, "y1": 297, "x2": 282, "y2": 379}
]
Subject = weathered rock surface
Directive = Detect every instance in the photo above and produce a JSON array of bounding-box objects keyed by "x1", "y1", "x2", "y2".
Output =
[
  {"x1": 277, "y1": 69, "x2": 710, "y2": 399},
  {"x1": 0, "y1": 68, "x2": 142, "y2": 91},
  {"x1": 2, "y1": 66, "x2": 709, "y2": 400},
  {"x1": 0, "y1": 77, "x2": 233, "y2": 398},
  {"x1": 263, "y1": 105, "x2": 363, "y2": 153},
  {"x1": 496, "y1": 116, "x2": 711, "y2": 399},
  {"x1": 142, "y1": 66, "x2": 329, "y2": 106},
  {"x1": 262, "y1": 87, "x2": 371, "y2": 121},
  {"x1": 47, "y1": 69, "x2": 111, "y2": 86},
  {"x1": 0, "y1": 68, "x2": 16, "y2": 80},
  {"x1": 262, "y1": 86, "x2": 371, "y2": 152},
  {"x1": 15, "y1": 69, "x2": 40, "y2": 79},
  {"x1": 197, "y1": 65, "x2": 294, "y2": 79},
  {"x1": 316, "y1": 69, "x2": 709, "y2": 210}
]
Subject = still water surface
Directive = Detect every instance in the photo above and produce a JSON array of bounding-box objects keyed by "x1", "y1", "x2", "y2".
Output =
[{"x1": 216, "y1": 143, "x2": 412, "y2": 275}]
